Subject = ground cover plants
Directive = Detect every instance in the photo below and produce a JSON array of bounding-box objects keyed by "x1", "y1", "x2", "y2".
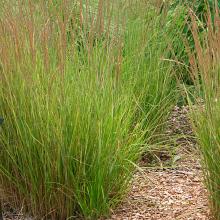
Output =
[{"x1": 0, "y1": 0, "x2": 177, "y2": 219}]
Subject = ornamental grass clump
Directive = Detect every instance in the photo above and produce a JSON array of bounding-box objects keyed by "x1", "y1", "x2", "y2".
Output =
[
  {"x1": 0, "y1": 0, "x2": 176, "y2": 219},
  {"x1": 186, "y1": 2, "x2": 220, "y2": 219}
]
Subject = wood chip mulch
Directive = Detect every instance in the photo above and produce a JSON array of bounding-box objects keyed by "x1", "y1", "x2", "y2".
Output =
[
  {"x1": 107, "y1": 106, "x2": 211, "y2": 220},
  {"x1": 107, "y1": 157, "x2": 210, "y2": 220}
]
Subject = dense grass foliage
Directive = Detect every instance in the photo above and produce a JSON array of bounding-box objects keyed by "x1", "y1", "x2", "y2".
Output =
[
  {"x1": 162, "y1": 0, "x2": 220, "y2": 85},
  {"x1": 186, "y1": 2, "x2": 220, "y2": 219},
  {"x1": 0, "y1": 0, "x2": 176, "y2": 219}
]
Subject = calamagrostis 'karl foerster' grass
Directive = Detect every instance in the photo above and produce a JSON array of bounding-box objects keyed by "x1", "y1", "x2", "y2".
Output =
[
  {"x1": 0, "y1": 0, "x2": 176, "y2": 218},
  {"x1": 186, "y1": 2, "x2": 220, "y2": 219}
]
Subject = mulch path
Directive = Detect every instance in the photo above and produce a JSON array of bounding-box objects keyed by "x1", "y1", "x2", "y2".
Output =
[
  {"x1": 107, "y1": 155, "x2": 210, "y2": 220},
  {"x1": 107, "y1": 106, "x2": 211, "y2": 220}
]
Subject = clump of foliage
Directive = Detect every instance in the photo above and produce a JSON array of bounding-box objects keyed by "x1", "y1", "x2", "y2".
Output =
[
  {"x1": 186, "y1": 2, "x2": 220, "y2": 219},
  {"x1": 0, "y1": 0, "x2": 176, "y2": 219},
  {"x1": 162, "y1": 0, "x2": 220, "y2": 85}
]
